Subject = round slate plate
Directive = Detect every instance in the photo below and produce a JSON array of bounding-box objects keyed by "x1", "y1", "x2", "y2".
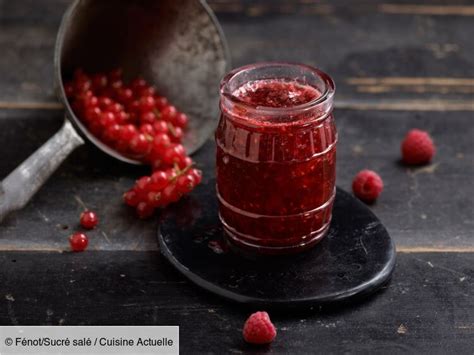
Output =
[{"x1": 158, "y1": 180, "x2": 396, "y2": 308}]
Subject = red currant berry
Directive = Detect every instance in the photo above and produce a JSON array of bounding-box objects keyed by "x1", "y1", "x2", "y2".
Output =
[
  {"x1": 98, "y1": 97, "x2": 113, "y2": 109},
  {"x1": 173, "y1": 112, "x2": 188, "y2": 128},
  {"x1": 153, "y1": 120, "x2": 168, "y2": 134},
  {"x1": 110, "y1": 79, "x2": 123, "y2": 91},
  {"x1": 150, "y1": 171, "x2": 168, "y2": 190},
  {"x1": 102, "y1": 124, "x2": 121, "y2": 143},
  {"x1": 120, "y1": 124, "x2": 138, "y2": 142},
  {"x1": 123, "y1": 189, "x2": 140, "y2": 207},
  {"x1": 190, "y1": 169, "x2": 203, "y2": 185},
  {"x1": 136, "y1": 202, "x2": 154, "y2": 219},
  {"x1": 155, "y1": 96, "x2": 169, "y2": 109},
  {"x1": 137, "y1": 86, "x2": 156, "y2": 97},
  {"x1": 151, "y1": 160, "x2": 165, "y2": 171},
  {"x1": 129, "y1": 100, "x2": 141, "y2": 113},
  {"x1": 146, "y1": 191, "x2": 162, "y2": 207},
  {"x1": 135, "y1": 176, "x2": 151, "y2": 193},
  {"x1": 69, "y1": 232, "x2": 89, "y2": 252},
  {"x1": 83, "y1": 107, "x2": 101, "y2": 123},
  {"x1": 140, "y1": 111, "x2": 157, "y2": 124},
  {"x1": 177, "y1": 156, "x2": 192, "y2": 169},
  {"x1": 80, "y1": 90, "x2": 93, "y2": 99},
  {"x1": 176, "y1": 174, "x2": 195, "y2": 194},
  {"x1": 161, "y1": 105, "x2": 177, "y2": 121},
  {"x1": 80, "y1": 210, "x2": 99, "y2": 229},
  {"x1": 99, "y1": 111, "x2": 116, "y2": 128},
  {"x1": 101, "y1": 87, "x2": 115, "y2": 99},
  {"x1": 74, "y1": 78, "x2": 91, "y2": 93},
  {"x1": 115, "y1": 111, "x2": 129, "y2": 124},
  {"x1": 108, "y1": 102, "x2": 123, "y2": 114},
  {"x1": 131, "y1": 78, "x2": 147, "y2": 91},
  {"x1": 139, "y1": 123, "x2": 155, "y2": 135},
  {"x1": 151, "y1": 134, "x2": 172, "y2": 157},
  {"x1": 170, "y1": 126, "x2": 184, "y2": 143},
  {"x1": 162, "y1": 184, "x2": 180, "y2": 204},
  {"x1": 84, "y1": 95, "x2": 99, "y2": 108},
  {"x1": 130, "y1": 133, "x2": 151, "y2": 155},
  {"x1": 91, "y1": 74, "x2": 108, "y2": 90},
  {"x1": 117, "y1": 87, "x2": 134, "y2": 104},
  {"x1": 139, "y1": 96, "x2": 156, "y2": 112},
  {"x1": 128, "y1": 111, "x2": 138, "y2": 123},
  {"x1": 162, "y1": 144, "x2": 186, "y2": 165}
]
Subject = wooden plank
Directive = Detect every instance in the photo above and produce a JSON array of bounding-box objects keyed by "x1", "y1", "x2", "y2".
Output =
[
  {"x1": 0, "y1": 108, "x2": 472, "y2": 251},
  {"x1": 336, "y1": 99, "x2": 474, "y2": 111},
  {"x1": 0, "y1": 0, "x2": 473, "y2": 104},
  {"x1": 346, "y1": 77, "x2": 474, "y2": 86},
  {"x1": 208, "y1": 1, "x2": 474, "y2": 16},
  {"x1": 398, "y1": 246, "x2": 474, "y2": 253},
  {"x1": 0, "y1": 102, "x2": 63, "y2": 110},
  {"x1": 335, "y1": 109, "x2": 474, "y2": 249},
  {"x1": 0, "y1": 251, "x2": 472, "y2": 352},
  {"x1": 379, "y1": 4, "x2": 474, "y2": 16}
]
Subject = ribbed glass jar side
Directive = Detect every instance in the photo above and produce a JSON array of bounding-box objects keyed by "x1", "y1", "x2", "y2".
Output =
[{"x1": 216, "y1": 62, "x2": 337, "y2": 254}]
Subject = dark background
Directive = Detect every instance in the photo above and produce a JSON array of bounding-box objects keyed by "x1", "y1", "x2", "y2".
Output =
[{"x1": 0, "y1": 0, "x2": 473, "y2": 353}]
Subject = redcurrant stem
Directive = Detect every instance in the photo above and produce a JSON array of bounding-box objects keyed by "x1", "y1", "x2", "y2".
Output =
[
  {"x1": 169, "y1": 163, "x2": 193, "y2": 183},
  {"x1": 153, "y1": 109, "x2": 162, "y2": 118},
  {"x1": 167, "y1": 122, "x2": 177, "y2": 137}
]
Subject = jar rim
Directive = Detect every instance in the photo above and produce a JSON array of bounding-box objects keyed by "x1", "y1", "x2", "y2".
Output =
[{"x1": 220, "y1": 62, "x2": 335, "y2": 116}]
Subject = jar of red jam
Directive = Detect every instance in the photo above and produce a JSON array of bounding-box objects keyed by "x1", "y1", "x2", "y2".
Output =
[{"x1": 216, "y1": 63, "x2": 336, "y2": 255}]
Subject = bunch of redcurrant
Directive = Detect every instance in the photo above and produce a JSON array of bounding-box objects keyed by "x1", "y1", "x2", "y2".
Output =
[
  {"x1": 124, "y1": 165, "x2": 202, "y2": 219},
  {"x1": 65, "y1": 68, "x2": 201, "y2": 218}
]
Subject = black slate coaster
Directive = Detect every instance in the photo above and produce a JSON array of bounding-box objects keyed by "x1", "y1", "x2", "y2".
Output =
[{"x1": 158, "y1": 180, "x2": 396, "y2": 308}]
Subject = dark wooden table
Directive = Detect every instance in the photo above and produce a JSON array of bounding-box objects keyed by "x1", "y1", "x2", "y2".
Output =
[{"x1": 1, "y1": 0, "x2": 473, "y2": 353}]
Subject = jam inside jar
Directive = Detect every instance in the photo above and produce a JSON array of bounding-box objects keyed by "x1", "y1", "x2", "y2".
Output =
[{"x1": 216, "y1": 63, "x2": 337, "y2": 255}]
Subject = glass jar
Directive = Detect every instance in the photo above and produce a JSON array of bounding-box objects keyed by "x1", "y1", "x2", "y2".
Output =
[{"x1": 216, "y1": 62, "x2": 337, "y2": 255}]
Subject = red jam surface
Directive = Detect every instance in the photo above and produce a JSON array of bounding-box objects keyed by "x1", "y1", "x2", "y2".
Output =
[
  {"x1": 232, "y1": 80, "x2": 321, "y2": 108},
  {"x1": 216, "y1": 78, "x2": 337, "y2": 254}
]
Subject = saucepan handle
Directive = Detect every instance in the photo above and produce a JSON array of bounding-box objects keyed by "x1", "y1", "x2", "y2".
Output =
[{"x1": 0, "y1": 119, "x2": 84, "y2": 223}]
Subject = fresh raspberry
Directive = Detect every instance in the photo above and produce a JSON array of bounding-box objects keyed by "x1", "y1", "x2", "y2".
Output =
[
  {"x1": 401, "y1": 129, "x2": 435, "y2": 165},
  {"x1": 243, "y1": 311, "x2": 277, "y2": 345},
  {"x1": 352, "y1": 170, "x2": 383, "y2": 203}
]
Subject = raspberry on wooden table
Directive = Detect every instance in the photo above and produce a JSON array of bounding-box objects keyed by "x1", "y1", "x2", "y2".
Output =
[
  {"x1": 352, "y1": 170, "x2": 384, "y2": 203},
  {"x1": 401, "y1": 129, "x2": 435, "y2": 165},
  {"x1": 243, "y1": 311, "x2": 277, "y2": 345}
]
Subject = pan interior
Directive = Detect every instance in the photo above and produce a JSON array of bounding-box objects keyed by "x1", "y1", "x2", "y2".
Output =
[{"x1": 57, "y1": 0, "x2": 229, "y2": 159}]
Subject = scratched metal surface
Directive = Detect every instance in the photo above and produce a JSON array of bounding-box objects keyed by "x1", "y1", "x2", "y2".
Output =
[{"x1": 0, "y1": 0, "x2": 473, "y2": 353}]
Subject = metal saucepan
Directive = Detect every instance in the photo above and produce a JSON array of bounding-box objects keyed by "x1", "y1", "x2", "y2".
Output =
[{"x1": 0, "y1": 0, "x2": 230, "y2": 222}]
